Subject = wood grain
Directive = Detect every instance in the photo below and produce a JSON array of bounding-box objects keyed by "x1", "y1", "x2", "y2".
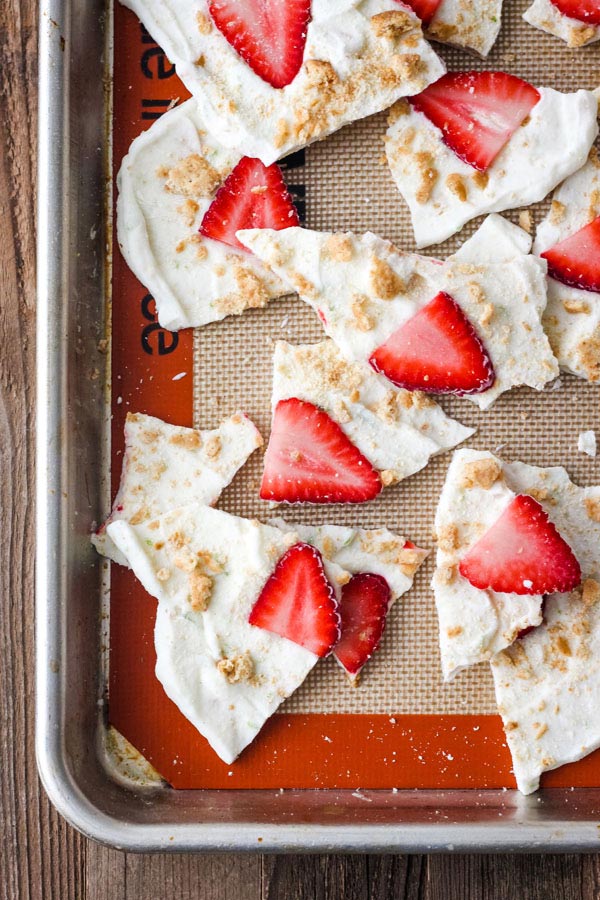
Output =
[{"x1": 2, "y1": 0, "x2": 600, "y2": 896}]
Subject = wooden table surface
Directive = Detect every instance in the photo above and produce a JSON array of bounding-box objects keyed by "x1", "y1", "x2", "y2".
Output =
[{"x1": 4, "y1": 0, "x2": 600, "y2": 896}]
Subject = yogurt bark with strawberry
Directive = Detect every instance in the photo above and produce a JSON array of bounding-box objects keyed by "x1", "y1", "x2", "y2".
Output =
[
  {"x1": 403, "y1": 0, "x2": 503, "y2": 56},
  {"x1": 272, "y1": 518, "x2": 428, "y2": 681},
  {"x1": 534, "y1": 153, "x2": 600, "y2": 384},
  {"x1": 489, "y1": 472, "x2": 600, "y2": 793},
  {"x1": 118, "y1": 99, "x2": 302, "y2": 331},
  {"x1": 264, "y1": 339, "x2": 474, "y2": 503},
  {"x1": 433, "y1": 449, "x2": 582, "y2": 680},
  {"x1": 384, "y1": 71, "x2": 598, "y2": 247},
  {"x1": 119, "y1": 0, "x2": 444, "y2": 166},
  {"x1": 109, "y1": 504, "x2": 343, "y2": 763},
  {"x1": 524, "y1": 0, "x2": 600, "y2": 47},
  {"x1": 93, "y1": 411, "x2": 262, "y2": 565},
  {"x1": 238, "y1": 217, "x2": 558, "y2": 411}
]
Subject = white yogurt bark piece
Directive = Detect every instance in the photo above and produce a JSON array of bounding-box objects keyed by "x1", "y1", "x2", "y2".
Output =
[
  {"x1": 523, "y1": 0, "x2": 600, "y2": 47},
  {"x1": 120, "y1": 0, "x2": 444, "y2": 166},
  {"x1": 271, "y1": 518, "x2": 428, "y2": 599},
  {"x1": 272, "y1": 339, "x2": 473, "y2": 487},
  {"x1": 433, "y1": 449, "x2": 545, "y2": 680},
  {"x1": 108, "y1": 504, "x2": 345, "y2": 763},
  {"x1": 385, "y1": 87, "x2": 598, "y2": 247},
  {"x1": 424, "y1": 0, "x2": 503, "y2": 56},
  {"x1": 490, "y1": 475, "x2": 600, "y2": 794},
  {"x1": 117, "y1": 98, "x2": 291, "y2": 330},
  {"x1": 93, "y1": 411, "x2": 262, "y2": 565},
  {"x1": 239, "y1": 219, "x2": 558, "y2": 410},
  {"x1": 535, "y1": 155, "x2": 600, "y2": 384}
]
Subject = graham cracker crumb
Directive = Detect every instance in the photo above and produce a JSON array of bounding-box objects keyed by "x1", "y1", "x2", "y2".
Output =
[
  {"x1": 438, "y1": 524, "x2": 459, "y2": 553},
  {"x1": 471, "y1": 171, "x2": 489, "y2": 191},
  {"x1": 446, "y1": 625, "x2": 463, "y2": 638},
  {"x1": 156, "y1": 567, "x2": 171, "y2": 582},
  {"x1": 325, "y1": 234, "x2": 353, "y2": 262},
  {"x1": 505, "y1": 721, "x2": 519, "y2": 732},
  {"x1": 351, "y1": 295, "x2": 374, "y2": 332},
  {"x1": 518, "y1": 210, "x2": 532, "y2": 233},
  {"x1": 165, "y1": 154, "x2": 220, "y2": 199},
  {"x1": 205, "y1": 435, "x2": 221, "y2": 459},
  {"x1": 549, "y1": 200, "x2": 566, "y2": 225},
  {"x1": 428, "y1": 21, "x2": 458, "y2": 42},
  {"x1": 371, "y1": 9, "x2": 414, "y2": 40},
  {"x1": 169, "y1": 430, "x2": 202, "y2": 449},
  {"x1": 173, "y1": 550, "x2": 198, "y2": 573},
  {"x1": 534, "y1": 723, "x2": 548, "y2": 739},
  {"x1": 388, "y1": 99, "x2": 410, "y2": 125},
  {"x1": 216, "y1": 265, "x2": 270, "y2": 317},
  {"x1": 129, "y1": 507, "x2": 150, "y2": 526},
  {"x1": 438, "y1": 564, "x2": 457, "y2": 585},
  {"x1": 169, "y1": 531, "x2": 189, "y2": 550},
  {"x1": 568, "y1": 24, "x2": 596, "y2": 47},
  {"x1": 563, "y1": 298, "x2": 590, "y2": 314},
  {"x1": 585, "y1": 496, "x2": 600, "y2": 522},
  {"x1": 189, "y1": 568, "x2": 213, "y2": 612},
  {"x1": 274, "y1": 118, "x2": 290, "y2": 150},
  {"x1": 479, "y1": 304, "x2": 494, "y2": 328},
  {"x1": 176, "y1": 199, "x2": 200, "y2": 228},
  {"x1": 196, "y1": 11, "x2": 212, "y2": 34},
  {"x1": 577, "y1": 329, "x2": 600, "y2": 382},
  {"x1": 303, "y1": 59, "x2": 339, "y2": 87},
  {"x1": 461, "y1": 458, "x2": 502, "y2": 490},
  {"x1": 415, "y1": 151, "x2": 438, "y2": 204},
  {"x1": 468, "y1": 281, "x2": 487, "y2": 304},
  {"x1": 380, "y1": 469, "x2": 396, "y2": 487},
  {"x1": 217, "y1": 651, "x2": 255, "y2": 684},
  {"x1": 370, "y1": 255, "x2": 404, "y2": 299},
  {"x1": 582, "y1": 578, "x2": 600, "y2": 606},
  {"x1": 446, "y1": 173, "x2": 467, "y2": 202}
]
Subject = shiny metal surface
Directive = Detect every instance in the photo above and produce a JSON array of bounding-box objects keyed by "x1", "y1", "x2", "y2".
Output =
[{"x1": 36, "y1": 0, "x2": 600, "y2": 852}]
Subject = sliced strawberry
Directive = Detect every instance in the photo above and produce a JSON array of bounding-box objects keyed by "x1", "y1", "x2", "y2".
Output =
[
  {"x1": 369, "y1": 291, "x2": 495, "y2": 395},
  {"x1": 409, "y1": 71, "x2": 541, "y2": 171},
  {"x1": 248, "y1": 542, "x2": 340, "y2": 656},
  {"x1": 541, "y1": 216, "x2": 600, "y2": 293},
  {"x1": 550, "y1": 0, "x2": 600, "y2": 24},
  {"x1": 459, "y1": 495, "x2": 581, "y2": 595},
  {"x1": 334, "y1": 573, "x2": 391, "y2": 681},
  {"x1": 260, "y1": 398, "x2": 382, "y2": 504},
  {"x1": 199, "y1": 156, "x2": 299, "y2": 252},
  {"x1": 208, "y1": 0, "x2": 311, "y2": 89},
  {"x1": 398, "y1": 0, "x2": 442, "y2": 26}
]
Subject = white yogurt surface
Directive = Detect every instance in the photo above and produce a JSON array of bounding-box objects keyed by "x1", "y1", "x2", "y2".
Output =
[
  {"x1": 238, "y1": 217, "x2": 559, "y2": 410},
  {"x1": 385, "y1": 86, "x2": 598, "y2": 247},
  {"x1": 523, "y1": 0, "x2": 600, "y2": 47},
  {"x1": 120, "y1": 0, "x2": 444, "y2": 164}
]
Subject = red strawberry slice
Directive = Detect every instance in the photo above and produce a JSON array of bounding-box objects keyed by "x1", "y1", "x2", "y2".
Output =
[
  {"x1": 398, "y1": 0, "x2": 442, "y2": 26},
  {"x1": 199, "y1": 156, "x2": 299, "y2": 252},
  {"x1": 541, "y1": 216, "x2": 600, "y2": 293},
  {"x1": 369, "y1": 291, "x2": 495, "y2": 395},
  {"x1": 208, "y1": 0, "x2": 311, "y2": 89},
  {"x1": 334, "y1": 573, "x2": 391, "y2": 681},
  {"x1": 409, "y1": 71, "x2": 541, "y2": 171},
  {"x1": 248, "y1": 542, "x2": 340, "y2": 656},
  {"x1": 550, "y1": 0, "x2": 600, "y2": 24},
  {"x1": 260, "y1": 398, "x2": 382, "y2": 504},
  {"x1": 459, "y1": 494, "x2": 581, "y2": 595}
]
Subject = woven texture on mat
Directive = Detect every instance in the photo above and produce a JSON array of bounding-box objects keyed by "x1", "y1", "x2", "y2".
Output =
[{"x1": 193, "y1": 1, "x2": 600, "y2": 716}]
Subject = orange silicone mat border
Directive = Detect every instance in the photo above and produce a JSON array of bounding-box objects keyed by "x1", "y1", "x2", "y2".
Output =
[{"x1": 108, "y1": 2, "x2": 600, "y2": 791}]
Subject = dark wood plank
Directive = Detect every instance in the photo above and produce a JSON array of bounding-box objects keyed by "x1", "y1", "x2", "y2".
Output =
[
  {"x1": 262, "y1": 854, "x2": 369, "y2": 900},
  {"x1": 0, "y1": 0, "x2": 87, "y2": 898}
]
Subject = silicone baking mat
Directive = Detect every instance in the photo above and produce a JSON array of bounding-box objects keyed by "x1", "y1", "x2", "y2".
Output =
[{"x1": 108, "y1": 0, "x2": 600, "y2": 789}]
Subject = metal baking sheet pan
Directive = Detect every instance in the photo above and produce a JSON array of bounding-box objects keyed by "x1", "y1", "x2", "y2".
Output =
[{"x1": 36, "y1": 0, "x2": 600, "y2": 850}]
